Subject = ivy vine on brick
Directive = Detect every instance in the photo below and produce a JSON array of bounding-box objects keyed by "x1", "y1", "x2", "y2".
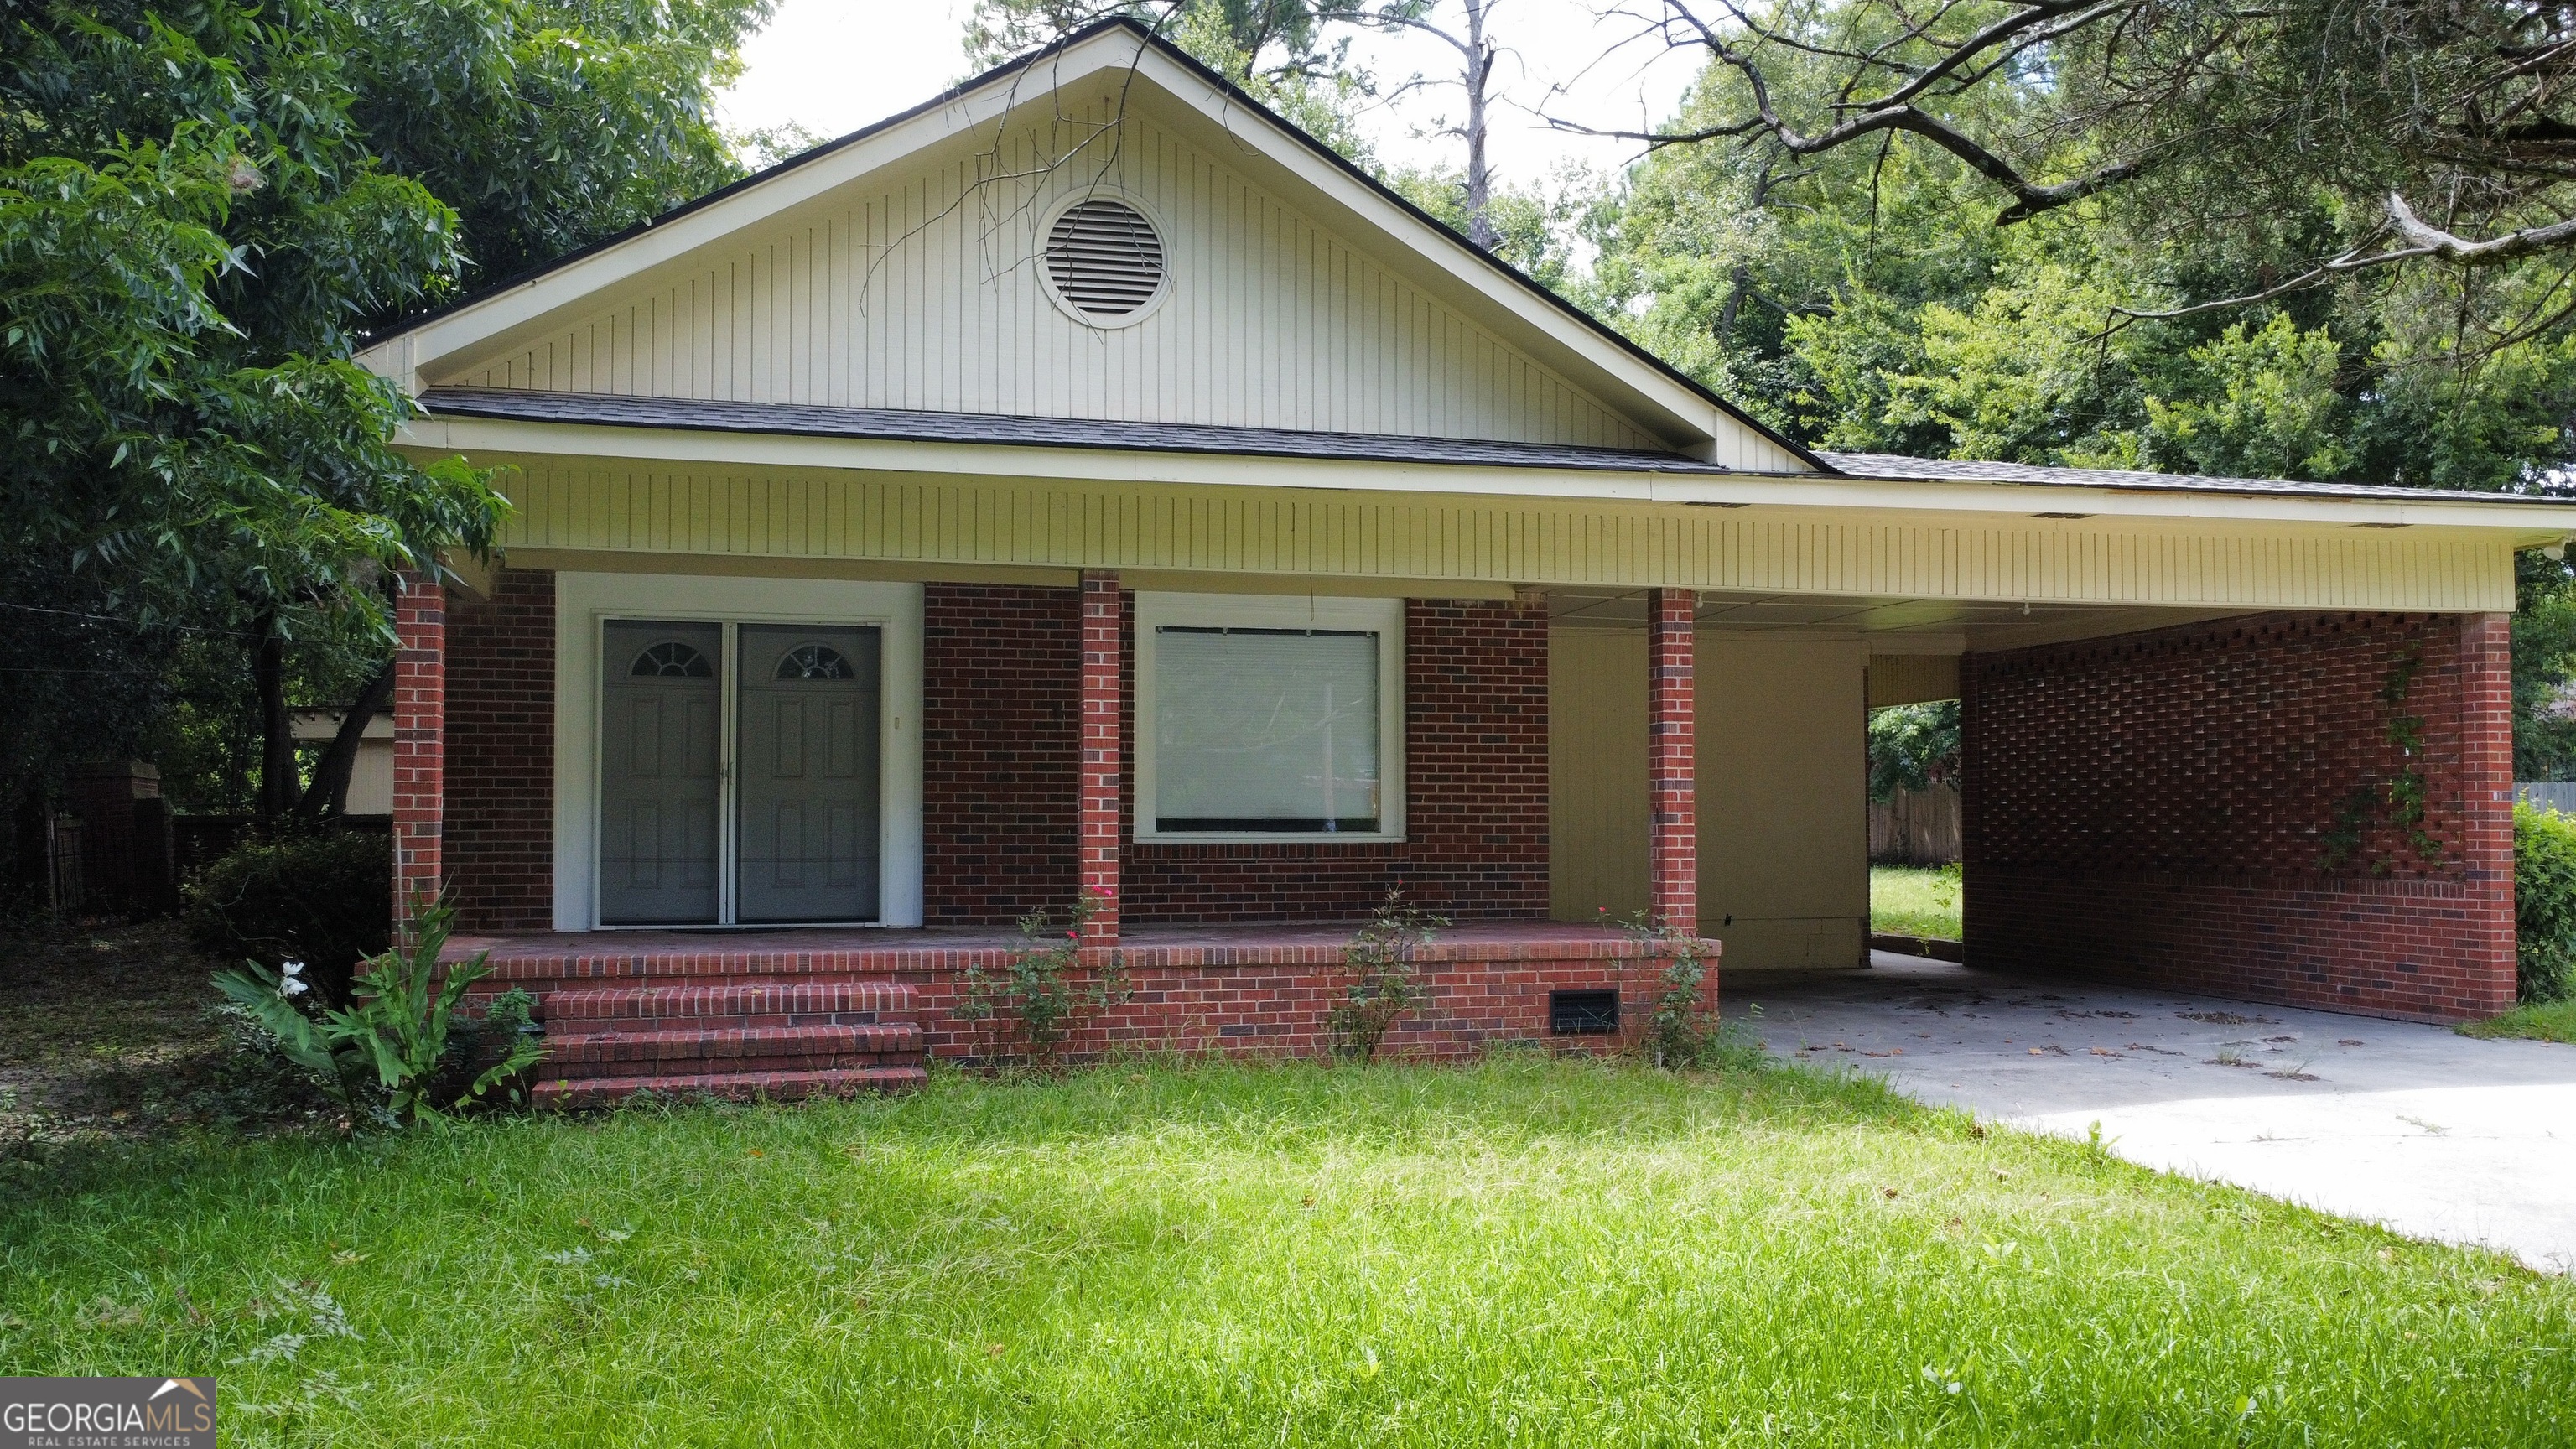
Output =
[{"x1": 2319, "y1": 642, "x2": 2444, "y2": 872}]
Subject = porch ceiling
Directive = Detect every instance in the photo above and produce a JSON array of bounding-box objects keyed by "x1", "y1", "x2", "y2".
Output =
[{"x1": 1542, "y1": 586, "x2": 2251, "y2": 654}]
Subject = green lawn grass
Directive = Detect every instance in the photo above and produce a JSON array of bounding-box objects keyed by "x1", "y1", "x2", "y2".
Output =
[
  {"x1": 4, "y1": 1060, "x2": 2569, "y2": 1445},
  {"x1": 1872, "y1": 865, "x2": 1962, "y2": 940},
  {"x1": 2459, "y1": 998, "x2": 2576, "y2": 1043}
]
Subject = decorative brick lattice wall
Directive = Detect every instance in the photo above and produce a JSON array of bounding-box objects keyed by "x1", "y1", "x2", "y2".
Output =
[
  {"x1": 1963, "y1": 610, "x2": 2515, "y2": 1021},
  {"x1": 442, "y1": 569, "x2": 556, "y2": 932}
]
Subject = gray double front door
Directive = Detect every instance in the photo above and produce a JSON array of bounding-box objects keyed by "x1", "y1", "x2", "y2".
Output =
[{"x1": 599, "y1": 621, "x2": 882, "y2": 925}]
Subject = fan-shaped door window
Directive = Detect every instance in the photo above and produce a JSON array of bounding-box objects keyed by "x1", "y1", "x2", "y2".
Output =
[
  {"x1": 631, "y1": 641, "x2": 714, "y2": 678},
  {"x1": 776, "y1": 644, "x2": 852, "y2": 680},
  {"x1": 1043, "y1": 195, "x2": 1166, "y2": 324}
]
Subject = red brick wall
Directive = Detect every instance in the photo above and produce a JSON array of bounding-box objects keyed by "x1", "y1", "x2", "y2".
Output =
[
  {"x1": 392, "y1": 570, "x2": 445, "y2": 923},
  {"x1": 922, "y1": 584, "x2": 1080, "y2": 926},
  {"x1": 1122, "y1": 597, "x2": 1551, "y2": 922},
  {"x1": 441, "y1": 581, "x2": 1551, "y2": 931},
  {"x1": 442, "y1": 569, "x2": 555, "y2": 932},
  {"x1": 917, "y1": 590, "x2": 1552, "y2": 926},
  {"x1": 1962, "y1": 610, "x2": 2516, "y2": 1021}
]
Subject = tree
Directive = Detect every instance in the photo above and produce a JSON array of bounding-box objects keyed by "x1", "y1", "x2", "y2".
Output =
[
  {"x1": 1867, "y1": 701, "x2": 1958, "y2": 802},
  {"x1": 1555, "y1": 1, "x2": 2576, "y2": 312},
  {"x1": 345, "y1": 0, "x2": 774, "y2": 286},
  {"x1": 966, "y1": 0, "x2": 1521, "y2": 244},
  {"x1": 3, "y1": 2, "x2": 505, "y2": 829},
  {"x1": 2, "y1": 0, "x2": 768, "y2": 839},
  {"x1": 1331, "y1": 1, "x2": 1507, "y2": 247}
]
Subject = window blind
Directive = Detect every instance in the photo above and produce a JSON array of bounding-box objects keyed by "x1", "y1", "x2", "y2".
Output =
[{"x1": 1153, "y1": 627, "x2": 1380, "y2": 832}]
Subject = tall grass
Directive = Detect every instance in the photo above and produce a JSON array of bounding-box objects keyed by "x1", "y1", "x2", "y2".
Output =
[
  {"x1": 1872, "y1": 865, "x2": 1962, "y2": 940},
  {"x1": 3, "y1": 1059, "x2": 2567, "y2": 1445}
]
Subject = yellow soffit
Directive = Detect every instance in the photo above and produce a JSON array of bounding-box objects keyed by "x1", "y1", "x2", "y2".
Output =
[
  {"x1": 465, "y1": 457, "x2": 2523, "y2": 613},
  {"x1": 396, "y1": 414, "x2": 2576, "y2": 535}
]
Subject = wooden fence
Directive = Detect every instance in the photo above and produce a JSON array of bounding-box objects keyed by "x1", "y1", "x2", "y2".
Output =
[{"x1": 1870, "y1": 784, "x2": 1961, "y2": 865}]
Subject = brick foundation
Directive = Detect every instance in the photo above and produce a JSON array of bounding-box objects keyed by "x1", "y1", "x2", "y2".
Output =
[
  {"x1": 1962, "y1": 610, "x2": 2516, "y2": 1021},
  {"x1": 442, "y1": 569, "x2": 557, "y2": 932},
  {"x1": 460, "y1": 923, "x2": 1717, "y2": 1067}
]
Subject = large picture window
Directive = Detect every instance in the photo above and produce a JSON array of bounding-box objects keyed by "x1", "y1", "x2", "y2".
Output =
[{"x1": 1135, "y1": 594, "x2": 1405, "y2": 841}]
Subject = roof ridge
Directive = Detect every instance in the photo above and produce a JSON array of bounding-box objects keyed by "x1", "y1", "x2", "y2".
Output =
[{"x1": 360, "y1": 17, "x2": 1826, "y2": 472}]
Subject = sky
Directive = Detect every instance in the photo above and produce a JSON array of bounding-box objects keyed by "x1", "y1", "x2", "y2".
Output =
[{"x1": 715, "y1": 1, "x2": 1710, "y2": 190}]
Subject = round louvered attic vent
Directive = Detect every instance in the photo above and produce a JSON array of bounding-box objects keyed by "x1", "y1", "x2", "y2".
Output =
[{"x1": 1043, "y1": 196, "x2": 1166, "y2": 324}]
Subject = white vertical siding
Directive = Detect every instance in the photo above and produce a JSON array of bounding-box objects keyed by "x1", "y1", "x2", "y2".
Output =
[{"x1": 444, "y1": 105, "x2": 1675, "y2": 451}]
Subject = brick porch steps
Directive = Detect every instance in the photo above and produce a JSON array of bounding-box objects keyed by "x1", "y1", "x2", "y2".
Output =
[
  {"x1": 532, "y1": 1064, "x2": 927, "y2": 1109},
  {"x1": 543, "y1": 981, "x2": 913, "y2": 1035},
  {"x1": 523, "y1": 980, "x2": 923, "y2": 1107},
  {"x1": 546, "y1": 1022, "x2": 922, "y2": 1072}
]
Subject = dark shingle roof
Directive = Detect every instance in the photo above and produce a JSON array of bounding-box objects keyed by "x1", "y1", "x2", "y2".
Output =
[
  {"x1": 418, "y1": 387, "x2": 1764, "y2": 474},
  {"x1": 1818, "y1": 450, "x2": 2576, "y2": 506},
  {"x1": 417, "y1": 387, "x2": 2576, "y2": 509}
]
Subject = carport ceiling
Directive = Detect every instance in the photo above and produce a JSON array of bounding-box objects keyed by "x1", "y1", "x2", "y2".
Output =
[{"x1": 1540, "y1": 587, "x2": 2251, "y2": 653}]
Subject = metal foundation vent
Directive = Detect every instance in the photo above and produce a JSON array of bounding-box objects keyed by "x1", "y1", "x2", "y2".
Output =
[
  {"x1": 1045, "y1": 198, "x2": 1166, "y2": 319},
  {"x1": 1549, "y1": 989, "x2": 1619, "y2": 1036}
]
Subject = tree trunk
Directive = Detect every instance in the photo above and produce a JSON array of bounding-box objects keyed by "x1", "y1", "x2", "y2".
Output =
[
  {"x1": 296, "y1": 657, "x2": 396, "y2": 818},
  {"x1": 1462, "y1": 0, "x2": 1496, "y2": 251},
  {"x1": 252, "y1": 620, "x2": 299, "y2": 823}
]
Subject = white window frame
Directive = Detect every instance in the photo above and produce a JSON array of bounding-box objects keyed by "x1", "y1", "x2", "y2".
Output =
[
  {"x1": 553, "y1": 572, "x2": 924, "y2": 931},
  {"x1": 1133, "y1": 592, "x2": 1405, "y2": 844}
]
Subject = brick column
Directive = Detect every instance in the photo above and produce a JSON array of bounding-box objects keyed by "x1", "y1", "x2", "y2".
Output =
[
  {"x1": 1647, "y1": 587, "x2": 1697, "y2": 935},
  {"x1": 392, "y1": 570, "x2": 445, "y2": 929},
  {"x1": 2459, "y1": 611, "x2": 2518, "y2": 1015},
  {"x1": 1078, "y1": 571, "x2": 1123, "y2": 946}
]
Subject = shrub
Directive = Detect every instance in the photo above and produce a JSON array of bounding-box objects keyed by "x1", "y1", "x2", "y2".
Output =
[
  {"x1": 1327, "y1": 892, "x2": 1446, "y2": 1062},
  {"x1": 212, "y1": 900, "x2": 544, "y2": 1124},
  {"x1": 958, "y1": 891, "x2": 1125, "y2": 1064},
  {"x1": 1610, "y1": 911, "x2": 1751, "y2": 1069},
  {"x1": 2516, "y1": 802, "x2": 2576, "y2": 1004},
  {"x1": 184, "y1": 828, "x2": 389, "y2": 1005}
]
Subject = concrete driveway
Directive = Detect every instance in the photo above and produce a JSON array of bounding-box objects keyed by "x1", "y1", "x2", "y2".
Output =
[{"x1": 1737, "y1": 953, "x2": 2576, "y2": 1270}]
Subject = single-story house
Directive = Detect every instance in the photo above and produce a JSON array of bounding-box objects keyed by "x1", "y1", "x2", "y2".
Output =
[{"x1": 360, "y1": 18, "x2": 2576, "y2": 1104}]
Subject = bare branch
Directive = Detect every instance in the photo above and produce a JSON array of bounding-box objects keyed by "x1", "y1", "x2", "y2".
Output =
[{"x1": 2386, "y1": 190, "x2": 2576, "y2": 265}]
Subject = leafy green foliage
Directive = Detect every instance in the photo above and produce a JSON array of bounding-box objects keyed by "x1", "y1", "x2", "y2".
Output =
[
  {"x1": 210, "y1": 899, "x2": 543, "y2": 1122},
  {"x1": 3, "y1": 1, "x2": 765, "y2": 820},
  {"x1": 1610, "y1": 910, "x2": 1740, "y2": 1070},
  {"x1": 2514, "y1": 802, "x2": 2576, "y2": 1005},
  {"x1": 958, "y1": 891, "x2": 1127, "y2": 1063},
  {"x1": 182, "y1": 829, "x2": 391, "y2": 1006},
  {"x1": 1, "y1": 1, "x2": 508, "y2": 820},
  {"x1": 1325, "y1": 891, "x2": 1445, "y2": 1061},
  {"x1": 1583, "y1": 1, "x2": 2576, "y2": 496},
  {"x1": 343, "y1": 0, "x2": 773, "y2": 286},
  {"x1": 1866, "y1": 701, "x2": 1957, "y2": 804}
]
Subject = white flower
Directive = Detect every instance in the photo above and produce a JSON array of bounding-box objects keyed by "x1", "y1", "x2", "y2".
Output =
[{"x1": 278, "y1": 961, "x2": 309, "y2": 998}]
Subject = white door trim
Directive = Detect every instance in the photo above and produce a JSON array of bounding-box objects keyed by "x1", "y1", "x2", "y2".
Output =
[{"x1": 553, "y1": 571, "x2": 924, "y2": 931}]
